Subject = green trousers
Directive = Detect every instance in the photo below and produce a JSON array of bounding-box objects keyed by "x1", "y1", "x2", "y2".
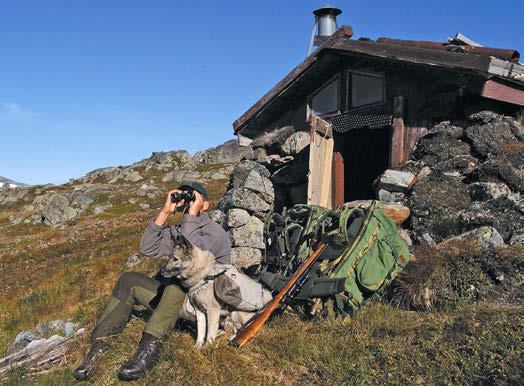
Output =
[{"x1": 91, "y1": 272, "x2": 185, "y2": 341}]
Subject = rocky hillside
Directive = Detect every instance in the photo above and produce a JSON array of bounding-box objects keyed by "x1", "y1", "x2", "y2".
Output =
[{"x1": 0, "y1": 139, "x2": 249, "y2": 293}]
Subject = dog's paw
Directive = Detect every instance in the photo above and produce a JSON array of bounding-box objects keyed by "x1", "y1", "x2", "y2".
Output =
[{"x1": 195, "y1": 341, "x2": 204, "y2": 350}]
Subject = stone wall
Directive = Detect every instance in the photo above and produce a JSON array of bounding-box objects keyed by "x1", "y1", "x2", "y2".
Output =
[
  {"x1": 218, "y1": 111, "x2": 523, "y2": 270},
  {"x1": 374, "y1": 111, "x2": 523, "y2": 245},
  {"x1": 213, "y1": 126, "x2": 311, "y2": 269}
]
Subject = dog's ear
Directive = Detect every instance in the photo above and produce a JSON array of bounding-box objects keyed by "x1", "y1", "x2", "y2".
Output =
[{"x1": 190, "y1": 245, "x2": 216, "y2": 263}]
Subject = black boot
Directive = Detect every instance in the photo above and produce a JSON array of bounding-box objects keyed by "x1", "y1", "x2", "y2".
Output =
[
  {"x1": 118, "y1": 333, "x2": 162, "y2": 381},
  {"x1": 74, "y1": 340, "x2": 108, "y2": 380}
]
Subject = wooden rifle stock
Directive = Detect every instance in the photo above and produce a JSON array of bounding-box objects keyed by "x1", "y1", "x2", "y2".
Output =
[{"x1": 231, "y1": 243, "x2": 327, "y2": 348}]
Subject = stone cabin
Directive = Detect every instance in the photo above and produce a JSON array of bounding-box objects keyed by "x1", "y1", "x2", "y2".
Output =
[
  {"x1": 235, "y1": 23, "x2": 523, "y2": 205},
  {"x1": 217, "y1": 11, "x2": 524, "y2": 268}
]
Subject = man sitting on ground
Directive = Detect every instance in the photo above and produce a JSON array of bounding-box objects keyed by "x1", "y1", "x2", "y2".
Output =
[{"x1": 74, "y1": 182, "x2": 230, "y2": 381}]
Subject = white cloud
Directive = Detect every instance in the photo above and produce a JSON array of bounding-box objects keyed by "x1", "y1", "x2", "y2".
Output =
[{"x1": 0, "y1": 102, "x2": 28, "y2": 118}]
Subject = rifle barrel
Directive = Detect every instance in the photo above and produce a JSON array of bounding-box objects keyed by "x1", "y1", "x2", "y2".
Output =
[{"x1": 231, "y1": 243, "x2": 327, "y2": 347}]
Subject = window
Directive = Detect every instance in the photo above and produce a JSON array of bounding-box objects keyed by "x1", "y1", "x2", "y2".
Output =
[
  {"x1": 309, "y1": 76, "x2": 340, "y2": 116},
  {"x1": 351, "y1": 71, "x2": 385, "y2": 108}
]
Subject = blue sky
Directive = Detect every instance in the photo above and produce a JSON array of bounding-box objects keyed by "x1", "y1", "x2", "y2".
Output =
[{"x1": 1, "y1": 0, "x2": 522, "y2": 185}]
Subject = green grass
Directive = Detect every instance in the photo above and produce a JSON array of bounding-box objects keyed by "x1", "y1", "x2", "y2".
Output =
[{"x1": 3, "y1": 303, "x2": 522, "y2": 385}]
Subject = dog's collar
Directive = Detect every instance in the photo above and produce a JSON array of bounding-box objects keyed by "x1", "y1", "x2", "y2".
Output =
[{"x1": 188, "y1": 268, "x2": 227, "y2": 292}]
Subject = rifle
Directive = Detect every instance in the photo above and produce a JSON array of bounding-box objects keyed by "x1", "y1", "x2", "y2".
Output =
[{"x1": 230, "y1": 242, "x2": 327, "y2": 348}]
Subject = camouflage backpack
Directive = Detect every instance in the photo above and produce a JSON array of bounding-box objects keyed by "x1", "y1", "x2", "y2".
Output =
[{"x1": 256, "y1": 201, "x2": 412, "y2": 316}]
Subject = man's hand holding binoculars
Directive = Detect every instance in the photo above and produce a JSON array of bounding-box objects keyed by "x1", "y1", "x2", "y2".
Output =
[{"x1": 154, "y1": 188, "x2": 204, "y2": 226}]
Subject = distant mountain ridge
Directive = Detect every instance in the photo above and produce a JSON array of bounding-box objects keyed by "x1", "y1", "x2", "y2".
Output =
[{"x1": 0, "y1": 176, "x2": 28, "y2": 188}]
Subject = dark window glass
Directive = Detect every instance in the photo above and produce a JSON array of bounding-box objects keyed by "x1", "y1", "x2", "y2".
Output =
[
  {"x1": 310, "y1": 77, "x2": 340, "y2": 116},
  {"x1": 351, "y1": 72, "x2": 384, "y2": 107}
]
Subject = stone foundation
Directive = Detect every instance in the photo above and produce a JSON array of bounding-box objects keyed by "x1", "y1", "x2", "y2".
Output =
[{"x1": 215, "y1": 126, "x2": 311, "y2": 268}]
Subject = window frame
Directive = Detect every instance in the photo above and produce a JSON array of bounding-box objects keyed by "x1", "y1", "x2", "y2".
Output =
[
  {"x1": 307, "y1": 74, "x2": 342, "y2": 119},
  {"x1": 346, "y1": 69, "x2": 386, "y2": 110}
]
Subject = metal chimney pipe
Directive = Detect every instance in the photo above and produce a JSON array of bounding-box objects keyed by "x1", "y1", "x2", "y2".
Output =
[{"x1": 313, "y1": 5, "x2": 342, "y2": 37}]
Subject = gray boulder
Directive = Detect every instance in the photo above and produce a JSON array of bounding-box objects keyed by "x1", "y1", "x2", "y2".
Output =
[
  {"x1": 244, "y1": 147, "x2": 269, "y2": 164},
  {"x1": 252, "y1": 126, "x2": 295, "y2": 151},
  {"x1": 48, "y1": 320, "x2": 65, "y2": 331},
  {"x1": 71, "y1": 192, "x2": 95, "y2": 209},
  {"x1": 193, "y1": 139, "x2": 250, "y2": 165},
  {"x1": 231, "y1": 160, "x2": 274, "y2": 202},
  {"x1": 107, "y1": 168, "x2": 143, "y2": 183},
  {"x1": 0, "y1": 186, "x2": 28, "y2": 205},
  {"x1": 408, "y1": 172, "x2": 471, "y2": 241},
  {"x1": 6, "y1": 331, "x2": 38, "y2": 354},
  {"x1": 201, "y1": 165, "x2": 234, "y2": 181},
  {"x1": 9, "y1": 215, "x2": 24, "y2": 225},
  {"x1": 468, "y1": 111, "x2": 522, "y2": 140},
  {"x1": 457, "y1": 197, "x2": 523, "y2": 241},
  {"x1": 377, "y1": 189, "x2": 405, "y2": 203},
  {"x1": 412, "y1": 135, "x2": 471, "y2": 166},
  {"x1": 427, "y1": 121, "x2": 464, "y2": 139},
  {"x1": 137, "y1": 183, "x2": 160, "y2": 198},
  {"x1": 84, "y1": 166, "x2": 121, "y2": 181},
  {"x1": 123, "y1": 170, "x2": 143, "y2": 183},
  {"x1": 433, "y1": 154, "x2": 478, "y2": 174},
  {"x1": 509, "y1": 230, "x2": 524, "y2": 245},
  {"x1": 230, "y1": 216, "x2": 265, "y2": 249},
  {"x1": 232, "y1": 159, "x2": 271, "y2": 179},
  {"x1": 469, "y1": 159, "x2": 523, "y2": 193},
  {"x1": 64, "y1": 322, "x2": 76, "y2": 337},
  {"x1": 31, "y1": 194, "x2": 79, "y2": 227},
  {"x1": 162, "y1": 170, "x2": 202, "y2": 183},
  {"x1": 465, "y1": 113, "x2": 518, "y2": 157},
  {"x1": 281, "y1": 131, "x2": 311, "y2": 156},
  {"x1": 237, "y1": 170, "x2": 274, "y2": 202},
  {"x1": 420, "y1": 233, "x2": 435, "y2": 245},
  {"x1": 230, "y1": 247, "x2": 263, "y2": 269},
  {"x1": 376, "y1": 170, "x2": 415, "y2": 193},
  {"x1": 438, "y1": 226, "x2": 505, "y2": 249},
  {"x1": 15, "y1": 331, "x2": 37, "y2": 346},
  {"x1": 220, "y1": 188, "x2": 271, "y2": 214},
  {"x1": 263, "y1": 154, "x2": 295, "y2": 170},
  {"x1": 30, "y1": 191, "x2": 94, "y2": 227},
  {"x1": 469, "y1": 182, "x2": 518, "y2": 202},
  {"x1": 132, "y1": 150, "x2": 193, "y2": 171},
  {"x1": 227, "y1": 208, "x2": 251, "y2": 228}
]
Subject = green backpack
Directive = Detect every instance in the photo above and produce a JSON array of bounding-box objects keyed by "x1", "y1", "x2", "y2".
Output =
[{"x1": 257, "y1": 201, "x2": 412, "y2": 316}]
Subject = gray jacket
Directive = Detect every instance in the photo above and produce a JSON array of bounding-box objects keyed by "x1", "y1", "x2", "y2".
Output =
[{"x1": 140, "y1": 213, "x2": 231, "y2": 264}]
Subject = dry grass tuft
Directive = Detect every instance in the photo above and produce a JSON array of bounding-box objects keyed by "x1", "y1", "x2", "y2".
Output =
[{"x1": 387, "y1": 243, "x2": 524, "y2": 311}]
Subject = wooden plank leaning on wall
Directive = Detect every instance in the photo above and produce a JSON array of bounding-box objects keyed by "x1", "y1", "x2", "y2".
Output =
[
  {"x1": 390, "y1": 96, "x2": 406, "y2": 168},
  {"x1": 307, "y1": 116, "x2": 334, "y2": 209}
]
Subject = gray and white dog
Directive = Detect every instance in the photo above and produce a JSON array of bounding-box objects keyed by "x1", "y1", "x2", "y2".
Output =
[{"x1": 161, "y1": 239, "x2": 271, "y2": 347}]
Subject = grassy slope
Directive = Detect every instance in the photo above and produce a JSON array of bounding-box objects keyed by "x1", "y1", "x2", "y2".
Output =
[{"x1": 0, "y1": 165, "x2": 523, "y2": 385}]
